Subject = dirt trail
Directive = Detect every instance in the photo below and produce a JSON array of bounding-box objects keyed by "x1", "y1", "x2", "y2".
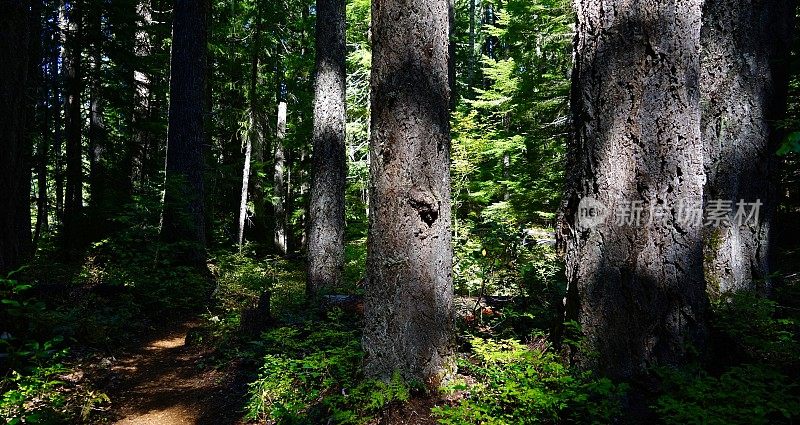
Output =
[{"x1": 102, "y1": 320, "x2": 245, "y2": 425}]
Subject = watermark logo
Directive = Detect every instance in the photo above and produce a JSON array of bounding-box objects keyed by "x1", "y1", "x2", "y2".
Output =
[
  {"x1": 577, "y1": 196, "x2": 610, "y2": 230},
  {"x1": 576, "y1": 197, "x2": 762, "y2": 229}
]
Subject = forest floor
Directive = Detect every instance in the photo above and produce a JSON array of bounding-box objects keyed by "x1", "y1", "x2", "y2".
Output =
[
  {"x1": 88, "y1": 313, "x2": 441, "y2": 425},
  {"x1": 96, "y1": 318, "x2": 247, "y2": 425}
]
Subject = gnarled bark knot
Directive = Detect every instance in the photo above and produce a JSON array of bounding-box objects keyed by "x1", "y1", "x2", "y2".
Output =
[{"x1": 408, "y1": 188, "x2": 439, "y2": 226}]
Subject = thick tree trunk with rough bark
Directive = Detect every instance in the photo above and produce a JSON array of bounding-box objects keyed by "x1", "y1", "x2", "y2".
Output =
[
  {"x1": 0, "y1": 0, "x2": 32, "y2": 275},
  {"x1": 307, "y1": 0, "x2": 346, "y2": 296},
  {"x1": 558, "y1": 0, "x2": 708, "y2": 379},
  {"x1": 700, "y1": 0, "x2": 796, "y2": 298},
  {"x1": 64, "y1": 0, "x2": 84, "y2": 252},
  {"x1": 160, "y1": 0, "x2": 208, "y2": 264},
  {"x1": 363, "y1": 0, "x2": 454, "y2": 387}
]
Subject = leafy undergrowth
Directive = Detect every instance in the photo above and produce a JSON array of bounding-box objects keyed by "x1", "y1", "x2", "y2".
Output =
[
  {"x1": 5, "y1": 223, "x2": 800, "y2": 424},
  {"x1": 0, "y1": 272, "x2": 111, "y2": 423},
  {"x1": 434, "y1": 337, "x2": 627, "y2": 424},
  {"x1": 244, "y1": 312, "x2": 417, "y2": 424},
  {"x1": 204, "y1": 244, "x2": 800, "y2": 424},
  {"x1": 651, "y1": 289, "x2": 800, "y2": 425},
  {"x1": 655, "y1": 364, "x2": 800, "y2": 425},
  {"x1": 1, "y1": 200, "x2": 213, "y2": 423},
  {"x1": 201, "y1": 250, "x2": 418, "y2": 424}
]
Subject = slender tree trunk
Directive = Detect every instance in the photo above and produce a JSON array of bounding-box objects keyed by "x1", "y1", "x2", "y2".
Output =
[
  {"x1": 448, "y1": 0, "x2": 456, "y2": 109},
  {"x1": 238, "y1": 20, "x2": 262, "y2": 250},
  {"x1": 503, "y1": 152, "x2": 510, "y2": 201},
  {"x1": 31, "y1": 0, "x2": 48, "y2": 246},
  {"x1": 274, "y1": 98, "x2": 288, "y2": 256},
  {"x1": 307, "y1": 0, "x2": 346, "y2": 296},
  {"x1": 53, "y1": 5, "x2": 65, "y2": 227},
  {"x1": 63, "y1": 0, "x2": 83, "y2": 252},
  {"x1": 238, "y1": 122, "x2": 254, "y2": 249},
  {"x1": 0, "y1": 0, "x2": 32, "y2": 274},
  {"x1": 364, "y1": 0, "x2": 454, "y2": 387},
  {"x1": 88, "y1": 5, "x2": 107, "y2": 226},
  {"x1": 558, "y1": 0, "x2": 707, "y2": 379},
  {"x1": 299, "y1": 146, "x2": 310, "y2": 252},
  {"x1": 250, "y1": 25, "x2": 274, "y2": 242},
  {"x1": 468, "y1": 0, "x2": 475, "y2": 94},
  {"x1": 35, "y1": 65, "x2": 50, "y2": 245},
  {"x1": 131, "y1": 0, "x2": 154, "y2": 195},
  {"x1": 700, "y1": 0, "x2": 796, "y2": 297},
  {"x1": 160, "y1": 0, "x2": 208, "y2": 264}
]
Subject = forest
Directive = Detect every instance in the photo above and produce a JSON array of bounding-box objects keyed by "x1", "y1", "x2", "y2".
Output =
[{"x1": 2, "y1": 0, "x2": 800, "y2": 423}]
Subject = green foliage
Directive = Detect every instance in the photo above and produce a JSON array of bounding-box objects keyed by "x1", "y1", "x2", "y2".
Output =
[
  {"x1": 712, "y1": 291, "x2": 800, "y2": 365},
  {"x1": 212, "y1": 249, "x2": 276, "y2": 312},
  {"x1": 1, "y1": 357, "x2": 110, "y2": 424},
  {"x1": 1, "y1": 272, "x2": 48, "y2": 353},
  {"x1": 651, "y1": 289, "x2": 800, "y2": 424},
  {"x1": 434, "y1": 337, "x2": 627, "y2": 424},
  {"x1": 451, "y1": 0, "x2": 572, "y2": 300},
  {"x1": 778, "y1": 132, "x2": 800, "y2": 156},
  {"x1": 244, "y1": 312, "x2": 412, "y2": 424},
  {"x1": 1, "y1": 271, "x2": 109, "y2": 424},
  {"x1": 655, "y1": 364, "x2": 800, "y2": 424}
]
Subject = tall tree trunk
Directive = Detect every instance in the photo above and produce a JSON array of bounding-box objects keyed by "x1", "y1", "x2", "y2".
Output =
[
  {"x1": 160, "y1": 0, "x2": 208, "y2": 264},
  {"x1": 131, "y1": 0, "x2": 154, "y2": 195},
  {"x1": 298, "y1": 146, "x2": 310, "y2": 252},
  {"x1": 0, "y1": 0, "x2": 32, "y2": 274},
  {"x1": 274, "y1": 97, "x2": 288, "y2": 256},
  {"x1": 558, "y1": 0, "x2": 707, "y2": 379},
  {"x1": 31, "y1": 0, "x2": 48, "y2": 246},
  {"x1": 53, "y1": 5, "x2": 65, "y2": 228},
  {"x1": 307, "y1": 0, "x2": 346, "y2": 296},
  {"x1": 238, "y1": 18, "x2": 262, "y2": 250},
  {"x1": 448, "y1": 0, "x2": 456, "y2": 109},
  {"x1": 88, "y1": 4, "x2": 107, "y2": 228},
  {"x1": 364, "y1": 0, "x2": 454, "y2": 387},
  {"x1": 63, "y1": 0, "x2": 83, "y2": 252},
  {"x1": 700, "y1": 0, "x2": 796, "y2": 297},
  {"x1": 468, "y1": 0, "x2": 475, "y2": 95}
]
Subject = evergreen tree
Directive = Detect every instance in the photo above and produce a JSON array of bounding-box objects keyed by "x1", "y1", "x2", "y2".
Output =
[
  {"x1": 363, "y1": 0, "x2": 455, "y2": 386},
  {"x1": 559, "y1": 0, "x2": 708, "y2": 378},
  {"x1": 307, "y1": 0, "x2": 347, "y2": 296},
  {"x1": 160, "y1": 0, "x2": 209, "y2": 264}
]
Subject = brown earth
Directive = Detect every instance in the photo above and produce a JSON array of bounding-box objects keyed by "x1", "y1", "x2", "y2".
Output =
[{"x1": 98, "y1": 320, "x2": 247, "y2": 425}]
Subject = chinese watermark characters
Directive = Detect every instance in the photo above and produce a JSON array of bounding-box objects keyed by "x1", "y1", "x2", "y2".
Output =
[{"x1": 577, "y1": 197, "x2": 761, "y2": 230}]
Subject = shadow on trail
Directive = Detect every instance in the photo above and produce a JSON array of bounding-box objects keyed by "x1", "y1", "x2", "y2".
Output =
[{"x1": 100, "y1": 319, "x2": 250, "y2": 425}]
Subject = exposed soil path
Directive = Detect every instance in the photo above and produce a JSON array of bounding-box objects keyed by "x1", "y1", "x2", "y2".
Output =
[{"x1": 101, "y1": 319, "x2": 246, "y2": 425}]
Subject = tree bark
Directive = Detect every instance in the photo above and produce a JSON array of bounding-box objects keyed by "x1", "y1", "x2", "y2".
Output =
[
  {"x1": 31, "y1": 0, "x2": 48, "y2": 246},
  {"x1": 558, "y1": 0, "x2": 708, "y2": 379},
  {"x1": 307, "y1": 0, "x2": 347, "y2": 296},
  {"x1": 160, "y1": 0, "x2": 208, "y2": 264},
  {"x1": 364, "y1": 0, "x2": 455, "y2": 387},
  {"x1": 0, "y1": 0, "x2": 32, "y2": 274},
  {"x1": 700, "y1": 0, "x2": 796, "y2": 297},
  {"x1": 63, "y1": 0, "x2": 84, "y2": 252},
  {"x1": 274, "y1": 99, "x2": 288, "y2": 256},
  {"x1": 130, "y1": 0, "x2": 154, "y2": 195},
  {"x1": 238, "y1": 17, "x2": 262, "y2": 250},
  {"x1": 448, "y1": 0, "x2": 456, "y2": 109},
  {"x1": 88, "y1": 3, "x2": 108, "y2": 227},
  {"x1": 53, "y1": 4, "x2": 65, "y2": 227}
]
